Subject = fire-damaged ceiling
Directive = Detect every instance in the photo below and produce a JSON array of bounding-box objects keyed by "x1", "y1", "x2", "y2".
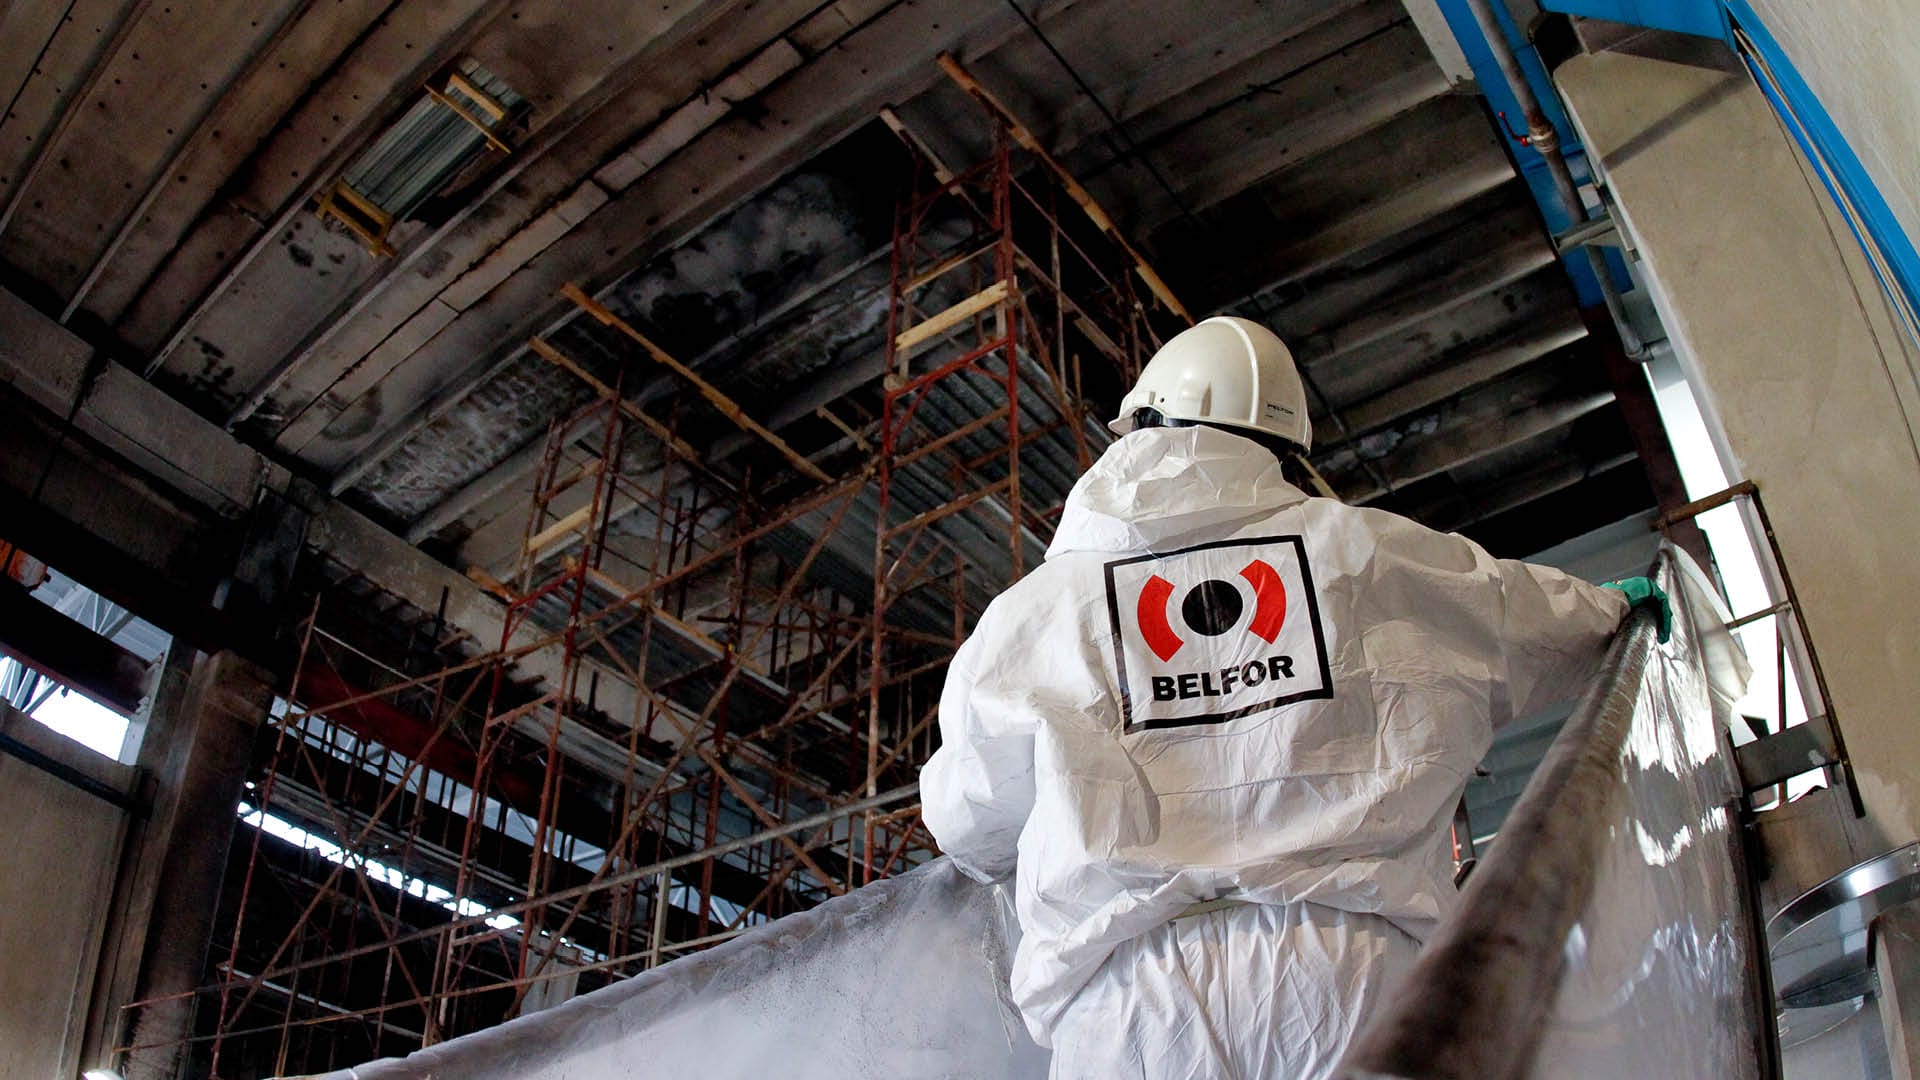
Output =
[
  {"x1": 0, "y1": 1, "x2": 1694, "y2": 1064},
  {"x1": 0, "y1": 0, "x2": 1678, "y2": 827},
  {"x1": 1, "y1": 0, "x2": 1657, "y2": 580}
]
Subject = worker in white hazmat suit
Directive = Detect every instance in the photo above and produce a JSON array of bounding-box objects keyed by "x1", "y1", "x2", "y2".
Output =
[{"x1": 920, "y1": 316, "x2": 1669, "y2": 1079}]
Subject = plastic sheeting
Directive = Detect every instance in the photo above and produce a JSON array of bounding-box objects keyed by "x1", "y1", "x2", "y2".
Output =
[
  {"x1": 305, "y1": 538, "x2": 1763, "y2": 1080},
  {"x1": 305, "y1": 858, "x2": 1049, "y2": 1080},
  {"x1": 1527, "y1": 551, "x2": 1766, "y2": 1078}
]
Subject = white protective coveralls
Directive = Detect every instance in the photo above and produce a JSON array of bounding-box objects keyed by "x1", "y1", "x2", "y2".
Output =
[{"x1": 920, "y1": 424, "x2": 1629, "y2": 1078}]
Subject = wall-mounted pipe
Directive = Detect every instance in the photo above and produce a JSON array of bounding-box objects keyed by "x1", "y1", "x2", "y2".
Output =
[{"x1": 1462, "y1": 0, "x2": 1649, "y2": 360}]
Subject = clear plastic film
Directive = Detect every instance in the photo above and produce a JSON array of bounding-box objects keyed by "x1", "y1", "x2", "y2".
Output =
[
  {"x1": 302, "y1": 858, "x2": 1049, "y2": 1080},
  {"x1": 1337, "y1": 545, "x2": 1768, "y2": 1079},
  {"x1": 1528, "y1": 547, "x2": 1766, "y2": 1078}
]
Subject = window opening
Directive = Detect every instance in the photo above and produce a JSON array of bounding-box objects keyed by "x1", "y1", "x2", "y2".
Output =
[
  {"x1": 0, "y1": 556, "x2": 169, "y2": 762},
  {"x1": 1646, "y1": 351, "x2": 1825, "y2": 807}
]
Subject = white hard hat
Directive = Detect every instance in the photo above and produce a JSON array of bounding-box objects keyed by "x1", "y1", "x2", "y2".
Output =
[{"x1": 1108, "y1": 316, "x2": 1311, "y2": 452}]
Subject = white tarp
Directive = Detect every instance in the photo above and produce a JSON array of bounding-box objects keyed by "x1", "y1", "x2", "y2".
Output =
[
  {"x1": 1527, "y1": 551, "x2": 1764, "y2": 1078},
  {"x1": 310, "y1": 858, "x2": 1049, "y2": 1079},
  {"x1": 306, "y1": 541, "x2": 1760, "y2": 1080}
]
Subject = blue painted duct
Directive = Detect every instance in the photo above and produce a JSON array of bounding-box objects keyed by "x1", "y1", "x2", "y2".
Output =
[{"x1": 1536, "y1": 0, "x2": 1727, "y2": 39}]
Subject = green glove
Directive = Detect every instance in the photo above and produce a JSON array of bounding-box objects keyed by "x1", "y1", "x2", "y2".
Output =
[{"x1": 1604, "y1": 576, "x2": 1672, "y2": 644}]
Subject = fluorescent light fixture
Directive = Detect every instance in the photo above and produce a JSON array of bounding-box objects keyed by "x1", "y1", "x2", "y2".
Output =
[
  {"x1": 318, "y1": 58, "x2": 524, "y2": 255},
  {"x1": 84, "y1": 1069, "x2": 125, "y2": 1080}
]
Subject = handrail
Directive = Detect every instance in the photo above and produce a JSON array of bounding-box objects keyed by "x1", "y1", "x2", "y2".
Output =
[{"x1": 1338, "y1": 554, "x2": 1670, "y2": 1079}]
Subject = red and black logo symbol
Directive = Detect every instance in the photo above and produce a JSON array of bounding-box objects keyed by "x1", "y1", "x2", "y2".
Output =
[
  {"x1": 1134, "y1": 559, "x2": 1289, "y2": 662},
  {"x1": 1105, "y1": 536, "x2": 1332, "y2": 732}
]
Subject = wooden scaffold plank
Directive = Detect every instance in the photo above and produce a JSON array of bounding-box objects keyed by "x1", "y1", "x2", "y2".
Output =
[{"x1": 560, "y1": 283, "x2": 835, "y2": 484}]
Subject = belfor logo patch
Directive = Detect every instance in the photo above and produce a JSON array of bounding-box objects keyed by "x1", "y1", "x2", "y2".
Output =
[
  {"x1": 1132, "y1": 559, "x2": 1288, "y2": 661},
  {"x1": 1104, "y1": 536, "x2": 1332, "y2": 732}
]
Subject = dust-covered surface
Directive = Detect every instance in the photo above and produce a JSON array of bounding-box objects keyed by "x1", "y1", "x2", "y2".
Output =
[
  {"x1": 1745, "y1": 0, "x2": 1920, "y2": 263},
  {"x1": 302, "y1": 858, "x2": 1048, "y2": 1080}
]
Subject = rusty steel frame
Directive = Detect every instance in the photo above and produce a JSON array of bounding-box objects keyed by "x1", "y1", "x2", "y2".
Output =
[
  {"x1": 121, "y1": 87, "x2": 1178, "y2": 1077},
  {"x1": 859, "y1": 107, "x2": 1175, "y2": 881}
]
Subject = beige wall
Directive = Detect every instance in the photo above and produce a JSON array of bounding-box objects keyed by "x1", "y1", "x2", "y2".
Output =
[
  {"x1": 1559, "y1": 51, "x2": 1920, "y2": 845},
  {"x1": 0, "y1": 710, "x2": 131, "y2": 1080},
  {"x1": 1745, "y1": 0, "x2": 1920, "y2": 261}
]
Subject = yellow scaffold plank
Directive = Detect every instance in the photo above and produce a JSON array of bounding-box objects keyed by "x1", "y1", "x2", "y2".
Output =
[
  {"x1": 936, "y1": 53, "x2": 1193, "y2": 325},
  {"x1": 893, "y1": 280, "x2": 1011, "y2": 354}
]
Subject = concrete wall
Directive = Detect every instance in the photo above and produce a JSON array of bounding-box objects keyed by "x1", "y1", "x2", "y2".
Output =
[
  {"x1": 1558, "y1": 51, "x2": 1920, "y2": 846},
  {"x1": 1745, "y1": 0, "x2": 1920, "y2": 263},
  {"x1": 0, "y1": 708, "x2": 132, "y2": 1080}
]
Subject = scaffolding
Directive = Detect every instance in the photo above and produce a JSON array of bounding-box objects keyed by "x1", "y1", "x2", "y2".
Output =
[
  {"x1": 864, "y1": 101, "x2": 1170, "y2": 878},
  {"x1": 112, "y1": 58, "x2": 1187, "y2": 1078}
]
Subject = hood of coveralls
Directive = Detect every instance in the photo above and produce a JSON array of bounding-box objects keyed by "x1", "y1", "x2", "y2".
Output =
[{"x1": 1045, "y1": 425, "x2": 1310, "y2": 558}]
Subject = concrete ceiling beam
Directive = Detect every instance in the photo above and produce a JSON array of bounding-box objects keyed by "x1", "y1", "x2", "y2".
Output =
[
  {"x1": 1307, "y1": 264, "x2": 1573, "y2": 407},
  {"x1": 1311, "y1": 311, "x2": 1590, "y2": 449},
  {"x1": 1024, "y1": 0, "x2": 1384, "y2": 158},
  {"x1": 1291, "y1": 226, "x2": 1561, "y2": 368},
  {"x1": 66, "y1": 0, "x2": 394, "y2": 325},
  {"x1": 1227, "y1": 154, "x2": 1520, "y2": 304},
  {"x1": 1136, "y1": 110, "x2": 1506, "y2": 320},
  {"x1": 324, "y1": 0, "x2": 1067, "y2": 499},
  {"x1": 318, "y1": 0, "x2": 1026, "y2": 498},
  {"x1": 1152, "y1": 98, "x2": 1515, "y2": 314},
  {"x1": 140, "y1": 0, "x2": 777, "y2": 394},
  {"x1": 256, "y1": 0, "x2": 819, "y2": 453},
  {"x1": 1343, "y1": 393, "x2": 1618, "y2": 503},
  {"x1": 120, "y1": 0, "x2": 512, "y2": 359},
  {"x1": 898, "y1": 0, "x2": 1391, "y2": 180},
  {"x1": 0, "y1": 3, "x2": 93, "y2": 129},
  {"x1": 0, "y1": 0, "x2": 146, "y2": 233},
  {"x1": 0, "y1": 288, "x2": 663, "y2": 772},
  {"x1": 1060, "y1": 0, "x2": 1409, "y2": 179},
  {"x1": 1319, "y1": 359, "x2": 1617, "y2": 502},
  {"x1": 0, "y1": 288, "x2": 272, "y2": 516},
  {"x1": 1100, "y1": 21, "x2": 1450, "y2": 229},
  {"x1": 0, "y1": 282, "x2": 671, "y2": 785},
  {"x1": 1267, "y1": 200, "x2": 1545, "y2": 342},
  {"x1": 1427, "y1": 451, "x2": 1639, "y2": 534},
  {"x1": 306, "y1": 501, "x2": 683, "y2": 788},
  {"x1": 4, "y1": 0, "x2": 314, "y2": 309},
  {"x1": 262, "y1": 1, "x2": 1091, "y2": 462},
  {"x1": 393, "y1": 0, "x2": 1349, "y2": 551},
  {"x1": 1257, "y1": 94, "x2": 1502, "y2": 231}
]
